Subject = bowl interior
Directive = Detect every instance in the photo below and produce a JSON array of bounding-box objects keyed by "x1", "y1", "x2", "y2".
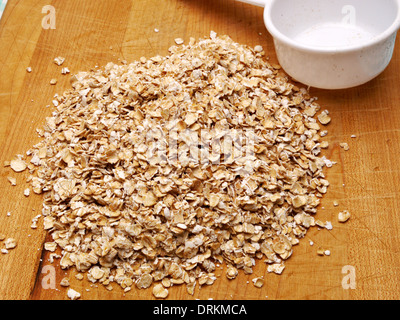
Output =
[{"x1": 267, "y1": 0, "x2": 400, "y2": 49}]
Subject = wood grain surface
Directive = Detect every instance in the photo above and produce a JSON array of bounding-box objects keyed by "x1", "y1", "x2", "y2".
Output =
[{"x1": 0, "y1": 0, "x2": 399, "y2": 300}]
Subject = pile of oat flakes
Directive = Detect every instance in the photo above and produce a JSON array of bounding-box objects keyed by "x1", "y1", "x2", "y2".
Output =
[{"x1": 10, "y1": 32, "x2": 335, "y2": 298}]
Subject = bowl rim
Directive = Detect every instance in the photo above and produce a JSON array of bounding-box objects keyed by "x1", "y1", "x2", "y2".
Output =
[{"x1": 263, "y1": 0, "x2": 400, "y2": 53}]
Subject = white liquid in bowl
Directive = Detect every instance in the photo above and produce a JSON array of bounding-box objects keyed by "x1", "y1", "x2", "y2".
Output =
[{"x1": 294, "y1": 23, "x2": 377, "y2": 48}]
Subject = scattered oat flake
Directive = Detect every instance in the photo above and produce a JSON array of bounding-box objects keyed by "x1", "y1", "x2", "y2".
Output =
[
  {"x1": 136, "y1": 274, "x2": 153, "y2": 289},
  {"x1": 333, "y1": 200, "x2": 339, "y2": 207},
  {"x1": 24, "y1": 188, "x2": 30, "y2": 197},
  {"x1": 338, "y1": 210, "x2": 351, "y2": 223},
  {"x1": 4, "y1": 238, "x2": 17, "y2": 250},
  {"x1": 320, "y1": 141, "x2": 329, "y2": 149},
  {"x1": 267, "y1": 263, "x2": 285, "y2": 275},
  {"x1": 325, "y1": 221, "x2": 333, "y2": 230},
  {"x1": 44, "y1": 242, "x2": 57, "y2": 252},
  {"x1": 75, "y1": 273, "x2": 84, "y2": 280},
  {"x1": 49, "y1": 253, "x2": 61, "y2": 263},
  {"x1": 67, "y1": 288, "x2": 81, "y2": 300},
  {"x1": 143, "y1": 191, "x2": 158, "y2": 207},
  {"x1": 174, "y1": 38, "x2": 184, "y2": 45},
  {"x1": 60, "y1": 278, "x2": 70, "y2": 287},
  {"x1": 252, "y1": 276, "x2": 264, "y2": 288},
  {"x1": 10, "y1": 159, "x2": 27, "y2": 172},
  {"x1": 61, "y1": 67, "x2": 70, "y2": 75},
  {"x1": 340, "y1": 142, "x2": 350, "y2": 151},
  {"x1": 54, "y1": 56, "x2": 65, "y2": 66},
  {"x1": 187, "y1": 281, "x2": 196, "y2": 295},
  {"x1": 318, "y1": 110, "x2": 331, "y2": 125},
  {"x1": 153, "y1": 283, "x2": 169, "y2": 299},
  {"x1": 254, "y1": 45, "x2": 263, "y2": 53},
  {"x1": 271, "y1": 63, "x2": 281, "y2": 69},
  {"x1": 7, "y1": 177, "x2": 17, "y2": 186},
  {"x1": 50, "y1": 79, "x2": 58, "y2": 85},
  {"x1": 226, "y1": 266, "x2": 238, "y2": 280},
  {"x1": 88, "y1": 266, "x2": 105, "y2": 281}
]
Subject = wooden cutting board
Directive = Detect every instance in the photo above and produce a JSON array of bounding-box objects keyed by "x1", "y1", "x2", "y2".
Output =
[{"x1": 0, "y1": 0, "x2": 399, "y2": 300}]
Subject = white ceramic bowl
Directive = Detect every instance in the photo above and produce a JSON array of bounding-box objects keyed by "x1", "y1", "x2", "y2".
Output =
[{"x1": 237, "y1": 0, "x2": 400, "y2": 89}]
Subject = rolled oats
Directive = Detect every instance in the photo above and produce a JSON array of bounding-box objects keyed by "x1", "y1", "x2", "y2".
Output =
[{"x1": 9, "y1": 32, "x2": 336, "y2": 296}]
